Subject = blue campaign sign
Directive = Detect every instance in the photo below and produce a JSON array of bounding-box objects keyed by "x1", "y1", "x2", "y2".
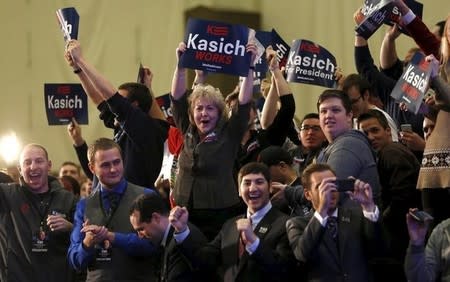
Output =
[
  {"x1": 44, "y1": 84, "x2": 88, "y2": 125},
  {"x1": 355, "y1": 0, "x2": 394, "y2": 40},
  {"x1": 252, "y1": 30, "x2": 271, "y2": 80},
  {"x1": 56, "y1": 7, "x2": 80, "y2": 42},
  {"x1": 179, "y1": 18, "x2": 251, "y2": 76},
  {"x1": 155, "y1": 93, "x2": 175, "y2": 126},
  {"x1": 361, "y1": 0, "x2": 423, "y2": 36},
  {"x1": 390, "y1": 52, "x2": 432, "y2": 114},
  {"x1": 270, "y1": 29, "x2": 290, "y2": 68},
  {"x1": 285, "y1": 39, "x2": 337, "y2": 88}
]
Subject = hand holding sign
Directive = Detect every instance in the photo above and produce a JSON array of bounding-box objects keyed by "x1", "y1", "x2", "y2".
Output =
[
  {"x1": 66, "y1": 40, "x2": 83, "y2": 67},
  {"x1": 266, "y1": 46, "x2": 279, "y2": 72}
]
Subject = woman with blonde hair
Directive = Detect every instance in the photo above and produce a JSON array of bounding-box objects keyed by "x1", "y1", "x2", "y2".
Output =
[{"x1": 170, "y1": 41, "x2": 256, "y2": 239}]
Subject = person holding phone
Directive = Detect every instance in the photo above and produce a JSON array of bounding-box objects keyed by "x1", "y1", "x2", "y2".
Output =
[
  {"x1": 404, "y1": 208, "x2": 450, "y2": 282},
  {"x1": 286, "y1": 163, "x2": 385, "y2": 281}
]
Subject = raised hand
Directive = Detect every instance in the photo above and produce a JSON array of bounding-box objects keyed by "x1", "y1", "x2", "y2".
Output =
[{"x1": 169, "y1": 206, "x2": 189, "y2": 233}]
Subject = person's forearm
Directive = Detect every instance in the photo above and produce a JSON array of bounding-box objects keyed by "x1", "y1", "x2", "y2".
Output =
[
  {"x1": 76, "y1": 71, "x2": 105, "y2": 106},
  {"x1": 260, "y1": 78, "x2": 279, "y2": 129},
  {"x1": 238, "y1": 68, "x2": 254, "y2": 105},
  {"x1": 76, "y1": 57, "x2": 118, "y2": 100},
  {"x1": 272, "y1": 68, "x2": 290, "y2": 96},
  {"x1": 355, "y1": 34, "x2": 368, "y2": 47},
  {"x1": 171, "y1": 67, "x2": 187, "y2": 100},
  {"x1": 380, "y1": 34, "x2": 398, "y2": 69}
]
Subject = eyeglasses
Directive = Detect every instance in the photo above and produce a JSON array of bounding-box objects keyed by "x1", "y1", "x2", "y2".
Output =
[
  {"x1": 350, "y1": 96, "x2": 363, "y2": 105},
  {"x1": 300, "y1": 125, "x2": 322, "y2": 132}
]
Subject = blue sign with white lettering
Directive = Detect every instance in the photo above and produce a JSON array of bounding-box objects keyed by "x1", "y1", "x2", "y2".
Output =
[
  {"x1": 56, "y1": 7, "x2": 79, "y2": 42},
  {"x1": 285, "y1": 39, "x2": 337, "y2": 88},
  {"x1": 390, "y1": 52, "x2": 431, "y2": 114},
  {"x1": 44, "y1": 83, "x2": 88, "y2": 125},
  {"x1": 179, "y1": 18, "x2": 252, "y2": 76}
]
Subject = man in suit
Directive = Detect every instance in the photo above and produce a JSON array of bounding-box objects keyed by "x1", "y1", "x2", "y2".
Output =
[
  {"x1": 169, "y1": 162, "x2": 296, "y2": 282},
  {"x1": 129, "y1": 193, "x2": 208, "y2": 282},
  {"x1": 68, "y1": 138, "x2": 159, "y2": 281},
  {"x1": 286, "y1": 163, "x2": 386, "y2": 282}
]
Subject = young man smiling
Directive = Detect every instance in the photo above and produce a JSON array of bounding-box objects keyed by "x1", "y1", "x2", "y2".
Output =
[
  {"x1": 168, "y1": 162, "x2": 296, "y2": 282},
  {"x1": 315, "y1": 89, "x2": 381, "y2": 206}
]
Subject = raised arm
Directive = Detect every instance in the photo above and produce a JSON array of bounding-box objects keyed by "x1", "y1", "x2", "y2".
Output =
[
  {"x1": 64, "y1": 44, "x2": 104, "y2": 106},
  {"x1": 66, "y1": 40, "x2": 118, "y2": 101},
  {"x1": 260, "y1": 45, "x2": 292, "y2": 129},
  {"x1": 393, "y1": 0, "x2": 441, "y2": 59},
  {"x1": 141, "y1": 66, "x2": 166, "y2": 121},
  {"x1": 380, "y1": 24, "x2": 401, "y2": 69},
  {"x1": 238, "y1": 42, "x2": 257, "y2": 105},
  {"x1": 170, "y1": 42, "x2": 187, "y2": 100}
]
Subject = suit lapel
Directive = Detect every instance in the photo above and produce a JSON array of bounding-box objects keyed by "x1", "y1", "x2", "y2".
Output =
[
  {"x1": 161, "y1": 226, "x2": 175, "y2": 281},
  {"x1": 338, "y1": 208, "x2": 352, "y2": 262}
]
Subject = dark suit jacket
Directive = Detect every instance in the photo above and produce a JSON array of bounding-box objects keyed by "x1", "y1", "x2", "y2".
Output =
[
  {"x1": 179, "y1": 208, "x2": 295, "y2": 282},
  {"x1": 161, "y1": 223, "x2": 208, "y2": 282},
  {"x1": 286, "y1": 207, "x2": 386, "y2": 282}
]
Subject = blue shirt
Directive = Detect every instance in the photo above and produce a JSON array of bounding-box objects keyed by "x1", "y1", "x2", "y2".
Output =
[{"x1": 67, "y1": 179, "x2": 156, "y2": 271}]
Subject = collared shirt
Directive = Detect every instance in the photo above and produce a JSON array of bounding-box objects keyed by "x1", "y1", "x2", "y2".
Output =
[
  {"x1": 245, "y1": 201, "x2": 272, "y2": 254},
  {"x1": 173, "y1": 202, "x2": 273, "y2": 252},
  {"x1": 314, "y1": 206, "x2": 380, "y2": 227},
  {"x1": 100, "y1": 178, "x2": 127, "y2": 213},
  {"x1": 161, "y1": 224, "x2": 171, "y2": 248},
  {"x1": 67, "y1": 182, "x2": 156, "y2": 271}
]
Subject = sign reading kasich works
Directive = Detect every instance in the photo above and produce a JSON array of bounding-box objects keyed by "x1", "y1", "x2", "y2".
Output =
[
  {"x1": 44, "y1": 83, "x2": 88, "y2": 125},
  {"x1": 179, "y1": 18, "x2": 252, "y2": 77},
  {"x1": 390, "y1": 52, "x2": 432, "y2": 114}
]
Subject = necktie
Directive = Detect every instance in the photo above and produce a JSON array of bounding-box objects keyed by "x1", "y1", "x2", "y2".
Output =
[
  {"x1": 238, "y1": 217, "x2": 252, "y2": 259},
  {"x1": 238, "y1": 233, "x2": 245, "y2": 259},
  {"x1": 326, "y1": 216, "x2": 338, "y2": 241},
  {"x1": 107, "y1": 193, "x2": 120, "y2": 216}
]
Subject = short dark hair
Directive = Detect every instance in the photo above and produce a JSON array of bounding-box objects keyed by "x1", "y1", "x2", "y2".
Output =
[
  {"x1": 59, "y1": 175, "x2": 81, "y2": 196},
  {"x1": 301, "y1": 113, "x2": 319, "y2": 123},
  {"x1": 87, "y1": 138, "x2": 122, "y2": 164},
  {"x1": 258, "y1": 146, "x2": 293, "y2": 166},
  {"x1": 357, "y1": 109, "x2": 389, "y2": 129},
  {"x1": 118, "y1": 82, "x2": 152, "y2": 113},
  {"x1": 342, "y1": 73, "x2": 372, "y2": 99},
  {"x1": 61, "y1": 161, "x2": 80, "y2": 172},
  {"x1": 129, "y1": 192, "x2": 169, "y2": 223},
  {"x1": 317, "y1": 89, "x2": 352, "y2": 114},
  {"x1": 238, "y1": 162, "x2": 271, "y2": 186},
  {"x1": 301, "y1": 163, "x2": 335, "y2": 190}
]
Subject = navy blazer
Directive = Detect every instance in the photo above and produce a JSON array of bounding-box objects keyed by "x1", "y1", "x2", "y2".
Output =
[
  {"x1": 179, "y1": 208, "x2": 296, "y2": 282},
  {"x1": 286, "y1": 207, "x2": 386, "y2": 282}
]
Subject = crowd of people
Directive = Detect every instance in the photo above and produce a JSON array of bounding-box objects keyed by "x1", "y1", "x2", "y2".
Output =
[{"x1": 0, "y1": 1, "x2": 449, "y2": 281}]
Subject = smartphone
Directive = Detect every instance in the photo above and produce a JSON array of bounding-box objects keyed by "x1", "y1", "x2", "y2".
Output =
[
  {"x1": 334, "y1": 179, "x2": 355, "y2": 192},
  {"x1": 400, "y1": 124, "x2": 413, "y2": 132},
  {"x1": 409, "y1": 210, "x2": 434, "y2": 222}
]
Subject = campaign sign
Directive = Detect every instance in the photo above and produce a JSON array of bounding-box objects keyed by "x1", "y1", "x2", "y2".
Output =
[
  {"x1": 251, "y1": 31, "x2": 272, "y2": 80},
  {"x1": 271, "y1": 29, "x2": 290, "y2": 68},
  {"x1": 156, "y1": 93, "x2": 175, "y2": 126},
  {"x1": 384, "y1": 0, "x2": 423, "y2": 35},
  {"x1": 390, "y1": 52, "x2": 431, "y2": 114},
  {"x1": 361, "y1": 0, "x2": 423, "y2": 36},
  {"x1": 285, "y1": 39, "x2": 337, "y2": 88},
  {"x1": 56, "y1": 7, "x2": 79, "y2": 42},
  {"x1": 179, "y1": 18, "x2": 251, "y2": 76},
  {"x1": 355, "y1": 0, "x2": 394, "y2": 39},
  {"x1": 44, "y1": 83, "x2": 88, "y2": 125},
  {"x1": 137, "y1": 63, "x2": 145, "y2": 84}
]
